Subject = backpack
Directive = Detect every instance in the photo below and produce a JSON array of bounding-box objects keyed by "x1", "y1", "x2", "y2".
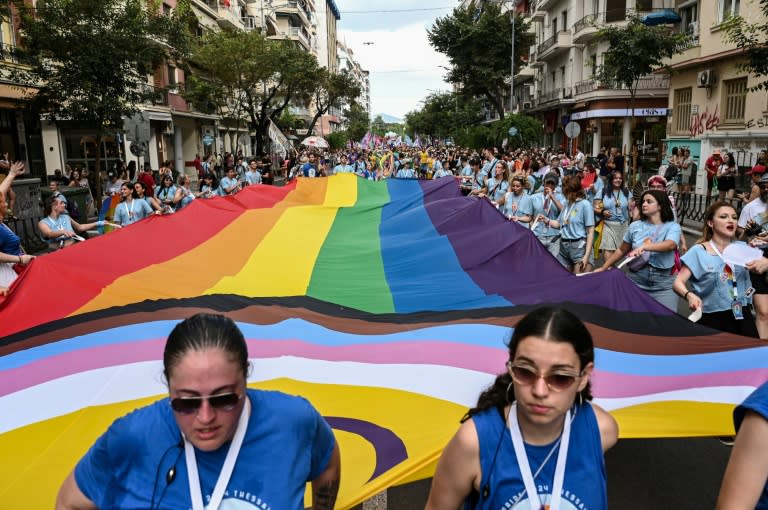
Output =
[{"x1": 663, "y1": 165, "x2": 678, "y2": 181}]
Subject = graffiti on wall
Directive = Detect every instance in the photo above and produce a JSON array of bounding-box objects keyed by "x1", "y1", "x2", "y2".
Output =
[{"x1": 689, "y1": 106, "x2": 720, "y2": 138}]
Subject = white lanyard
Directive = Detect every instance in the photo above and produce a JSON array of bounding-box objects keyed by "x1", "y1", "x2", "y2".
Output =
[
  {"x1": 184, "y1": 396, "x2": 250, "y2": 510},
  {"x1": 508, "y1": 403, "x2": 571, "y2": 510}
]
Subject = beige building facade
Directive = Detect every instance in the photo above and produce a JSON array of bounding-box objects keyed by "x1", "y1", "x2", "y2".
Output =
[{"x1": 665, "y1": 0, "x2": 768, "y2": 193}]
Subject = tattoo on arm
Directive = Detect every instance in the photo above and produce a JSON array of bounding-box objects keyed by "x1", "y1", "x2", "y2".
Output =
[{"x1": 312, "y1": 479, "x2": 340, "y2": 510}]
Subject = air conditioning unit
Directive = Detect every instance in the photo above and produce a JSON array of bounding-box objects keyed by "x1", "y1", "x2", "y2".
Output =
[
  {"x1": 523, "y1": 101, "x2": 532, "y2": 110},
  {"x1": 697, "y1": 69, "x2": 714, "y2": 88}
]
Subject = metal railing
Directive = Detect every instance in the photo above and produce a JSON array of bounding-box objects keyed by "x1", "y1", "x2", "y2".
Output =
[
  {"x1": 675, "y1": 33, "x2": 700, "y2": 51},
  {"x1": 538, "y1": 33, "x2": 557, "y2": 53},
  {"x1": 573, "y1": 12, "x2": 603, "y2": 33},
  {"x1": 574, "y1": 75, "x2": 670, "y2": 95}
]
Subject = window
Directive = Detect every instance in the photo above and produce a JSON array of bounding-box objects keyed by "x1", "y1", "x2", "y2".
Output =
[
  {"x1": 674, "y1": 88, "x2": 692, "y2": 133},
  {"x1": 561, "y1": 10, "x2": 567, "y2": 30},
  {"x1": 718, "y1": 0, "x2": 740, "y2": 23},
  {"x1": 167, "y1": 65, "x2": 177, "y2": 86},
  {"x1": 551, "y1": 17, "x2": 557, "y2": 35},
  {"x1": 162, "y1": 3, "x2": 172, "y2": 16},
  {"x1": 636, "y1": 0, "x2": 652, "y2": 11},
  {"x1": 589, "y1": 54, "x2": 597, "y2": 76},
  {"x1": 723, "y1": 77, "x2": 747, "y2": 122},
  {"x1": 606, "y1": 0, "x2": 626, "y2": 22}
]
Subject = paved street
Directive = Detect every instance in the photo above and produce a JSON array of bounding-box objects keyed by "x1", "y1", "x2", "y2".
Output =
[{"x1": 358, "y1": 437, "x2": 731, "y2": 508}]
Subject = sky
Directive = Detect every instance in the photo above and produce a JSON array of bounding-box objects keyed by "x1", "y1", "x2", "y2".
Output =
[{"x1": 335, "y1": 1, "x2": 455, "y2": 121}]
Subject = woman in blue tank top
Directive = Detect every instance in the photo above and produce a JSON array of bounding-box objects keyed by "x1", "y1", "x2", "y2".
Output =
[{"x1": 425, "y1": 307, "x2": 619, "y2": 510}]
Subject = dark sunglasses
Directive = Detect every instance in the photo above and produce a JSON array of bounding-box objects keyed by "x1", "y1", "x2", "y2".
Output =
[
  {"x1": 170, "y1": 392, "x2": 241, "y2": 414},
  {"x1": 507, "y1": 362, "x2": 582, "y2": 392}
]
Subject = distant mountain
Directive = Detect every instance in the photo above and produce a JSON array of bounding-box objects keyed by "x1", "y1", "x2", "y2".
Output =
[{"x1": 374, "y1": 113, "x2": 403, "y2": 124}]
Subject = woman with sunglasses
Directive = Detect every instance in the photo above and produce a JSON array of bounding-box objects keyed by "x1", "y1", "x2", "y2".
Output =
[
  {"x1": 596, "y1": 190, "x2": 681, "y2": 310},
  {"x1": 673, "y1": 202, "x2": 758, "y2": 337},
  {"x1": 425, "y1": 307, "x2": 618, "y2": 510},
  {"x1": 56, "y1": 313, "x2": 341, "y2": 510},
  {"x1": 595, "y1": 171, "x2": 633, "y2": 262}
]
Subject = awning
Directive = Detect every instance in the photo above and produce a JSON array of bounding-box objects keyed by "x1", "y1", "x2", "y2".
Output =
[
  {"x1": 171, "y1": 109, "x2": 219, "y2": 121},
  {"x1": 141, "y1": 110, "x2": 173, "y2": 122}
]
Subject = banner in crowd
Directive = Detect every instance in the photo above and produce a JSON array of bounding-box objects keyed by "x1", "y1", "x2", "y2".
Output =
[{"x1": 1, "y1": 175, "x2": 766, "y2": 508}]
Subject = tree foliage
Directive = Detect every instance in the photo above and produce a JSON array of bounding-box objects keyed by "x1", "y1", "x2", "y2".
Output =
[
  {"x1": 9, "y1": 0, "x2": 194, "y2": 201},
  {"x1": 428, "y1": 2, "x2": 534, "y2": 120},
  {"x1": 343, "y1": 101, "x2": 369, "y2": 142},
  {"x1": 188, "y1": 30, "x2": 321, "y2": 155},
  {"x1": 722, "y1": 0, "x2": 768, "y2": 91},
  {"x1": 405, "y1": 91, "x2": 483, "y2": 140},
  {"x1": 305, "y1": 70, "x2": 360, "y2": 136},
  {"x1": 596, "y1": 15, "x2": 685, "y2": 102}
]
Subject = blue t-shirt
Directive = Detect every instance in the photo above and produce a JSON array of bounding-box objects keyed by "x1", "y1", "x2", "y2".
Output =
[
  {"x1": 734, "y1": 381, "x2": 768, "y2": 510},
  {"x1": 333, "y1": 164, "x2": 354, "y2": 174},
  {"x1": 531, "y1": 192, "x2": 565, "y2": 238},
  {"x1": 559, "y1": 199, "x2": 595, "y2": 240},
  {"x1": 245, "y1": 170, "x2": 262, "y2": 185},
  {"x1": 467, "y1": 402, "x2": 607, "y2": 510},
  {"x1": 114, "y1": 198, "x2": 153, "y2": 226},
  {"x1": 501, "y1": 191, "x2": 533, "y2": 222},
  {"x1": 396, "y1": 168, "x2": 415, "y2": 179},
  {"x1": 623, "y1": 220, "x2": 681, "y2": 269},
  {"x1": 0, "y1": 223, "x2": 22, "y2": 256},
  {"x1": 471, "y1": 172, "x2": 486, "y2": 193},
  {"x1": 40, "y1": 215, "x2": 74, "y2": 244},
  {"x1": 156, "y1": 185, "x2": 177, "y2": 204},
  {"x1": 598, "y1": 188, "x2": 630, "y2": 224},
  {"x1": 485, "y1": 177, "x2": 509, "y2": 203},
  {"x1": 220, "y1": 176, "x2": 240, "y2": 194},
  {"x1": 75, "y1": 389, "x2": 335, "y2": 510},
  {"x1": 584, "y1": 176, "x2": 604, "y2": 203},
  {"x1": 681, "y1": 243, "x2": 753, "y2": 313}
]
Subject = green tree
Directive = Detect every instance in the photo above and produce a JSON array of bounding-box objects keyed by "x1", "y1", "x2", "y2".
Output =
[
  {"x1": 405, "y1": 91, "x2": 483, "y2": 140},
  {"x1": 490, "y1": 115, "x2": 543, "y2": 149},
  {"x1": 595, "y1": 15, "x2": 684, "y2": 178},
  {"x1": 722, "y1": 1, "x2": 768, "y2": 91},
  {"x1": 306, "y1": 70, "x2": 360, "y2": 136},
  {"x1": 343, "y1": 101, "x2": 369, "y2": 142},
  {"x1": 188, "y1": 30, "x2": 321, "y2": 155},
  {"x1": 9, "y1": 0, "x2": 193, "y2": 204},
  {"x1": 428, "y1": 2, "x2": 534, "y2": 120}
]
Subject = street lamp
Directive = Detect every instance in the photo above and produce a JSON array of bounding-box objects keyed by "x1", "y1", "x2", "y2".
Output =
[{"x1": 509, "y1": 0, "x2": 519, "y2": 113}]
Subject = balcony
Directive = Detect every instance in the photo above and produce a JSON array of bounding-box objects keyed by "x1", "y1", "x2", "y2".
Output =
[
  {"x1": 666, "y1": 30, "x2": 701, "y2": 66},
  {"x1": 573, "y1": 74, "x2": 671, "y2": 99},
  {"x1": 274, "y1": 0, "x2": 312, "y2": 30},
  {"x1": 538, "y1": 30, "x2": 571, "y2": 60},
  {"x1": 142, "y1": 85, "x2": 168, "y2": 107},
  {"x1": 535, "y1": 0, "x2": 559, "y2": 12},
  {"x1": 539, "y1": 88, "x2": 561, "y2": 104},
  {"x1": 287, "y1": 26, "x2": 311, "y2": 50},
  {"x1": 573, "y1": 12, "x2": 603, "y2": 43}
]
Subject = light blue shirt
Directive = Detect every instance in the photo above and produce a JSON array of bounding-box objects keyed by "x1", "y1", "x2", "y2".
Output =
[
  {"x1": 531, "y1": 191, "x2": 565, "y2": 238},
  {"x1": 501, "y1": 191, "x2": 533, "y2": 222},
  {"x1": 245, "y1": 170, "x2": 262, "y2": 185},
  {"x1": 333, "y1": 164, "x2": 355, "y2": 174},
  {"x1": 471, "y1": 171, "x2": 486, "y2": 192},
  {"x1": 598, "y1": 188, "x2": 630, "y2": 224},
  {"x1": 584, "y1": 176, "x2": 604, "y2": 203},
  {"x1": 559, "y1": 198, "x2": 595, "y2": 240},
  {"x1": 485, "y1": 177, "x2": 509, "y2": 203},
  {"x1": 220, "y1": 176, "x2": 240, "y2": 195},
  {"x1": 396, "y1": 168, "x2": 415, "y2": 179},
  {"x1": 623, "y1": 220, "x2": 681, "y2": 269},
  {"x1": 114, "y1": 198, "x2": 153, "y2": 226},
  {"x1": 681, "y1": 242, "x2": 753, "y2": 313}
]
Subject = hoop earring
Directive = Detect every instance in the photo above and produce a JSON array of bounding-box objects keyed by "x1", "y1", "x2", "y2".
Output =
[{"x1": 506, "y1": 382, "x2": 514, "y2": 404}]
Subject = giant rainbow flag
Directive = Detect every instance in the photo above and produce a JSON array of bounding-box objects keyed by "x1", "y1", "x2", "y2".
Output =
[{"x1": 1, "y1": 174, "x2": 766, "y2": 508}]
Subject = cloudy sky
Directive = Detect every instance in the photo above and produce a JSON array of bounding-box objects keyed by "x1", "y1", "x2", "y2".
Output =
[{"x1": 335, "y1": 0, "x2": 454, "y2": 120}]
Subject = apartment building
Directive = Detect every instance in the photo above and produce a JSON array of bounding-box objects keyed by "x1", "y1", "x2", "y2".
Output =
[
  {"x1": 524, "y1": 0, "x2": 671, "y2": 159},
  {"x1": 0, "y1": 8, "x2": 44, "y2": 177},
  {"x1": 665, "y1": 0, "x2": 768, "y2": 192},
  {"x1": 337, "y1": 40, "x2": 371, "y2": 119}
]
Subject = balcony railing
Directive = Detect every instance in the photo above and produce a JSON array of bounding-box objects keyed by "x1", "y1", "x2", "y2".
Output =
[
  {"x1": 539, "y1": 89, "x2": 561, "y2": 103},
  {"x1": 675, "y1": 33, "x2": 700, "y2": 51},
  {"x1": 539, "y1": 33, "x2": 557, "y2": 53},
  {"x1": 573, "y1": 12, "x2": 603, "y2": 33},
  {"x1": 574, "y1": 75, "x2": 671, "y2": 95}
]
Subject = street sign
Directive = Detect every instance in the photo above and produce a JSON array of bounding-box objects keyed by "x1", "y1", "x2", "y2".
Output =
[
  {"x1": 564, "y1": 121, "x2": 581, "y2": 139},
  {"x1": 202, "y1": 134, "x2": 214, "y2": 146},
  {"x1": 508, "y1": 127, "x2": 518, "y2": 136},
  {"x1": 129, "y1": 141, "x2": 147, "y2": 157}
]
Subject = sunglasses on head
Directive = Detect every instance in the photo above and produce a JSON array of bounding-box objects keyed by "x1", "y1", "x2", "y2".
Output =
[
  {"x1": 507, "y1": 361, "x2": 582, "y2": 392},
  {"x1": 170, "y1": 392, "x2": 241, "y2": 414}
]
